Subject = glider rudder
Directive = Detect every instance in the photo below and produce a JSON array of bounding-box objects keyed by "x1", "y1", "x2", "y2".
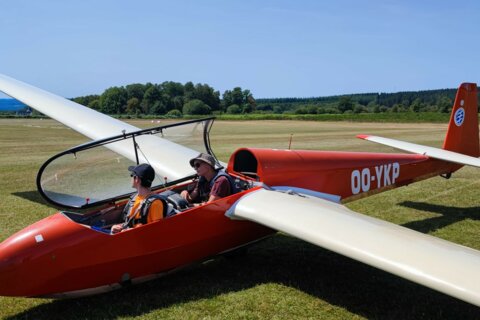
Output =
[{"x1": 442, "y1": 83, "x2": 479, "y2": 157}]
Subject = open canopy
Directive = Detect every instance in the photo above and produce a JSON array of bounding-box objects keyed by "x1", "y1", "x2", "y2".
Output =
[{"x1": 37, "y1": 118, "x2": 218, "y2": 209}]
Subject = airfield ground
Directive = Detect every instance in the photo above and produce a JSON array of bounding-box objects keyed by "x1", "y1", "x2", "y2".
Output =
[{"x1": 0, "y1": 118, "x2": 479, "y2": 319}]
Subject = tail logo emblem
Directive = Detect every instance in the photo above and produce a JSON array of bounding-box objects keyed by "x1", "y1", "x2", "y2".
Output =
[{"x1": 454, "y1": 107, "x2": 465, "y2": 126}]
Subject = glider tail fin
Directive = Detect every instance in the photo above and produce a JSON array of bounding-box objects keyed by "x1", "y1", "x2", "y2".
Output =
[{"x1": 442, "y1": 83, "x2": 479, "y2": 157}]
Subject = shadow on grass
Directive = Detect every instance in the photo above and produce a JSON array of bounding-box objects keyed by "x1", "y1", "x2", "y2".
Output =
[
  {"x1": 6, "y1": 235, "x2": 480, "y2": 320},
  {"x1": 400, "y1": 201, "x2": 480, "y2": 233},
  {"x1": 12, "y1": 191, "x2": 48, "y2": 206}
]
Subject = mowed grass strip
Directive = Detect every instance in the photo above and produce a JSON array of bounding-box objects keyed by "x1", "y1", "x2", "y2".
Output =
[{"x1": 0, "y1": 119, "x2": 479, "y2": 319}]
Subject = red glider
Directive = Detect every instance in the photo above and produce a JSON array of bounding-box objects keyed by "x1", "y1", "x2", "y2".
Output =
[{"x1": 0, "y1": 75, "x2": 479, "y2": 307}]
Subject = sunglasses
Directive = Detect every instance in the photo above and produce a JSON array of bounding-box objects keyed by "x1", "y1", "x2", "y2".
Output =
[
  {"x1": 130, "y1": 174, "x2": 136, "y2": 178},
  {"x1": 193, "y1": 162, "x2": 202, "y2": 169}
]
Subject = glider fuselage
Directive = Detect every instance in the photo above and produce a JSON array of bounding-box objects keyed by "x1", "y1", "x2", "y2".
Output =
[
  {"x1": 229, "y1": 148, "x2": 462, "y2": 201},
  {"x1": 0, "y1": 149, "x2": 460, "y2": 297},
  {"x1": 0, "y1": 187, "x2": 272, "y2": 297}
]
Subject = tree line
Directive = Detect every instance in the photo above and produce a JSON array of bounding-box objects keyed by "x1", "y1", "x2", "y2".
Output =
[
  {"x1": 72, "y1": 82, "x2": 256, "y2": 117},
  {"x1": 256, "y1": 89, "x2": 479, "y2": 114},
  {"x1": 72, "y1": 83, "x2": 479, "y2": 117}
]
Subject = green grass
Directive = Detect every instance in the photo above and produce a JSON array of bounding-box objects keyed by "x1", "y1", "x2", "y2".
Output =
[
  {"x1": 1, "y1": 119, "x2": 480, "y2": 319},
  {"x1": 213, "y1": 112, "x2": 454, "y2": 122}
]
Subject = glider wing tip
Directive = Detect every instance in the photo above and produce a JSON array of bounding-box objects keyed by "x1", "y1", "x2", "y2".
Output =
[{"x1": 356, "y1": 134, "x2": 370, "y2": 140}]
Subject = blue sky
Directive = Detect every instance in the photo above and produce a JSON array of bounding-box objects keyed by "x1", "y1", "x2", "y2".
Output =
[{"x1": 1, "y1": 0, "x2": 480, "y2": 99}]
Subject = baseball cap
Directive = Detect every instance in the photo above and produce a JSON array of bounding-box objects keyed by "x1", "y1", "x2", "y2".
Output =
[{"x1": 128, "y1": 163, "x2": 155, "y2": 184}]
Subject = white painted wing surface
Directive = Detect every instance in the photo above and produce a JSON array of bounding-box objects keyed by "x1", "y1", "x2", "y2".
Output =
[
  {"x1": 358, "y1": 134, "x2": 480, "y2": 168},
  {"x1": 226, "y1": 188, "x2": 480, "y2": 306},
  {"x1": 0, "y1": 74, "x2": 197, "y2": 180}
]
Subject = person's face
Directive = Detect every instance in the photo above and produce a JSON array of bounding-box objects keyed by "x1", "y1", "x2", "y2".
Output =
[
  {"x1": 131, "y1": 173, "x2": 139, "y2": 188},
  {"x1": 193, "y1": 161, "x2": 210, "y2": 177}
]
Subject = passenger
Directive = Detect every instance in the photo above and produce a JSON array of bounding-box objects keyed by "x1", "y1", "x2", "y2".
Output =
[
  {"x1": 111, "y1": 164, "x2": 164, "y2": 233},
  {"x1": 180, "y1": 153, "x2": 232, "y2": 206}
]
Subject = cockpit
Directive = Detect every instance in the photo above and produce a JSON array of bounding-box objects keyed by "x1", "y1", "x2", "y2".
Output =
[
  {"x1": 37, "y1": 118, "x2": 219, "y2": 209},
  {"x1": 36, "y1": 117, "x2": 256, "y2": 232}
]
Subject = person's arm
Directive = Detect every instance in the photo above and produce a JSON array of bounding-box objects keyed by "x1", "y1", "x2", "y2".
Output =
[
  {"x1": 181, "y1": 181, "x2": 200, "y2": 204},
  {"x1": 206, "y1": 176, "x2": 231, "y2": 203},
  {"x1": 207, "y1": 194, "x2": 222, "y2": 203},
  {"x1": 181, "y1": 189, "x2": 197, "y2": 203}
]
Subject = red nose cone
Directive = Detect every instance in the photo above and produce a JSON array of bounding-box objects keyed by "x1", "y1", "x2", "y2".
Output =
[
  {"x1": 0, "y1": 213, "x2": 78, "y2": 297},
  {"x1": 0, "y1": 231, "x2": 32, "y2": 296}
]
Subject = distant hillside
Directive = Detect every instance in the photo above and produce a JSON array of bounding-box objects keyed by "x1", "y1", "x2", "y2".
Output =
[
  {"x1": 255, "y1": 88, "x2": 464, "y2": 114},
  {"x1": 257, "y1": 88, "x2": 458, "y2": 107}
]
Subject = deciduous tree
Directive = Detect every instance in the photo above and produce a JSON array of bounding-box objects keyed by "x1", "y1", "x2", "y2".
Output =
[{"x1": 99, "y1": 87, "x2": 127, "y2": 114}]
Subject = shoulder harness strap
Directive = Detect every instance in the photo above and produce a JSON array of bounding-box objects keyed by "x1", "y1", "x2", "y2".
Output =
[
  {"x1": 137, "y1": 194, "x2": 169, "y2": 225},
  {"x1": 210, "y1": 170, "x2": 240, "y2": 194},
  {"x1": 122, "y1": 194, "x2": 137, "y2": 223}
]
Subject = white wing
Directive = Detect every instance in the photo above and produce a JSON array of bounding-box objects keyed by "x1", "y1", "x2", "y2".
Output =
[
  {"x1": 0, "y1": 74, "x2": 197, "y2": 181},
  {"x1": 357, "y1": 134, "x2": 480, "y2": 168},
  {"x1": 226, "y1": 188, "x2": 480, "y2": 307}
]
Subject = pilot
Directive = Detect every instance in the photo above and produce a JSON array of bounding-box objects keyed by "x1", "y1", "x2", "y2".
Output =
[
  {"x1": 180, "y1": 153, "x2": 233, "y2": 206},
  {"x1": 111, "y1": 163, "x2": 164, "y2": 233}
]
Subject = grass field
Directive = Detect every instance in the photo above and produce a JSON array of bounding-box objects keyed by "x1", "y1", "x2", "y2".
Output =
[{"x1": 0, "y1": 118, "x2": 480, "y2": 319}]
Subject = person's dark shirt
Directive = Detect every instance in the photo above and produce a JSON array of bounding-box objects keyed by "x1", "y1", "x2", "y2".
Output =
[{"x1": 190, "y1": 175, "x2": 231, "y2": 203}]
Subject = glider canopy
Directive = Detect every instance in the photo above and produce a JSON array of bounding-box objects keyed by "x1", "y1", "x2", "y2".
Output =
[{"x1": 37, "y1": 118, "x2": 218, "y2": 209}]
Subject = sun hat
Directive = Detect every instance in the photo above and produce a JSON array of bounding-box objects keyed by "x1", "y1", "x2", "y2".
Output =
[{"x1": 189, "y1": 153, "x2": 216, "y2": 169}]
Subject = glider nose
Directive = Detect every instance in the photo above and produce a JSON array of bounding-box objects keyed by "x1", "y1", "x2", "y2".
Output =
[
  {"x1": 0, "y1": 227, "x2": 45, "y2": 297},
  {"x1": 0, "y1": 239, "x2": 22, "y2": 296}
]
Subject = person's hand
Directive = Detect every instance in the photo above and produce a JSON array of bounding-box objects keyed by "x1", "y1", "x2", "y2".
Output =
[
  {"x1": 111, "y1": 224, "x2": 124, "y2": 234},
  {"x1": 193, "y1": 202, "x2": 205, "y2": 207},
  {"x1": 180, "y1": 190, "x2": 189, "y2": 200}
]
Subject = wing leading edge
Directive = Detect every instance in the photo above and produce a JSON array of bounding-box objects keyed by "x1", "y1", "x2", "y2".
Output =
[
  {"x1": 226, "y1": 188, "x2": 480, "y2": 307},
  {"x1": 0, "y1": 74, "x2": 198, "y2": 181}
]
